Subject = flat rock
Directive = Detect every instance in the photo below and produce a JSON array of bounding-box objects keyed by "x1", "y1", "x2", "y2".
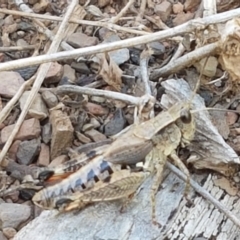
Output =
[
  {"x1": 194, "y1": 56, "x2": 218, "y2": 77},
  {"x1": 103, "y1": 109, "x2": 126, "y2": 136},
  {"x1": 84, "y1": 102, "x2": 108, "y2": 116},
  {"x1": 37, "y1": 143, "x2": 50, "y2": 166},
  {"x1": 1, "y1": 118, "x2": 41, "y2": 143},
  {"x1": 102, "y1": 34, "x2": 129, "y2": 65},
  {"x1": 16, "y1": 138, "x2": 41, "y2": 165},
  {"x1": 45, "y1": 62, "x2": 63, "y2": 84},
  {"x1": 84, "y1": 129, "x2": 107, "y2": 142},
  {"x1": 0, "y1": 203, "x2": 31, "y2": 229},
  {"x1": 67, "y1": 32, "x2": 98, "y2": 48},
  {"x1": 0, "y1": 71, "x2": 24, "y2": 98},
  {"x1": 8, "y1": 140, "x2": 21, "y2": 161},
  {"x1": 71, "y1": 62, "x2": 90, "y2": 74},
  {"x1": 49, "y1": 155, "x2": 68, "y2": 167},
  {"x1": 155, "y1": 0, "x2": 172, "y2": 22},
  {"x1": 41, "y1": 123, "x2": 52, "y2": 144},
  {"x1": 19, "y1": 91, "x2": 48, "y2": 120},
  {"x1": 63, "y1": 64, "x2": 76, "y2": 83},
  {"x1": 41, "y1": 90, "x2": 58, "y2": 109},
  {"x1": 149, "y1": 42, "x2": 165, "y2": 56}
]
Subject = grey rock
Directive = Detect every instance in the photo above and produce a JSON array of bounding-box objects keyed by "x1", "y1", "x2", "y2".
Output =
[
  {"x1": 104, "y1": 109, "x2": 126, "y2": 136},
  {"x1": 0, "y1": 72, "x2": 24, "y2": 98},
  {"x1": 149, "y1": 41, "x2": 165, "y2": 55},
  {"x1": 63, "y1": 64, "x2": 76, "y2": 83},
  {"x1": 102, "y1": 34, "x2": 129, "y2": 65},
  {"x1": 20, "y1": 91, "x2": 48, "y2": 120},
  {"x1": 0, "y1": 203, "x2": 31, "y2": 229},
  {"x1": 67, "y1": 32, "x2": 98, "y2": 48},
  {"x1": 41, "y1": 91, "x2": 58, "y2": 109},
  {"x1": 71, "y1": 62, "x2": 90, "y2": 74},
  {"x1": 16, "y1": 139, "x2": 41, "y2": 165},
  {"x1": 41, "y1": 123, "x2": 52, "y2": 144},
  {"x1": 15, "y1": 66, "x2": 39, "y2": 80}
]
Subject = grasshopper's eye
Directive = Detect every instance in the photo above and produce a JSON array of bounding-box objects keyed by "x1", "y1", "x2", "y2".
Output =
[
  {"x1": 180, "y1": 109, "x2": 192, "y2": 124},
  {"x1": 38, "y1": 170, "x2": 54, "y2": 181}
]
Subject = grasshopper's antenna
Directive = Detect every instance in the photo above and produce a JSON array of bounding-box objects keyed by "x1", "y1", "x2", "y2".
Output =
[
  {"x1": 188, "y1": 57, "x2": 209, "y2": 109},
  {"x1": 192, "y1": 108, "x2": 240, "y2": 114}
]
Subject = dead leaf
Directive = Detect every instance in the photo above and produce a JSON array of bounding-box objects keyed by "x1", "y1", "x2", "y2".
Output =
[
  {"x1": 97, "y1": 53, "x2": 123, "y2": 91},
  {"x1": 219, "y1": 18, "x2": 240, "y2": 81}
]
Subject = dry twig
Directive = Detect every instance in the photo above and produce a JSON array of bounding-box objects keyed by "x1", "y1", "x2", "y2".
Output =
[
  {"x1": 110, "y1": 0, "x2": 135, "y2": 24},
  {"x1": 0, "y1": 8, "x2": 240, "y2": 72},
  {"x1": 0, "y1": 9, "x2": 149, "y2": 36},
  {"x1": 166, "y1": 162, "x2": 240, "y2": 228},
  {"x1": 150, "y1": 42, "x2": 219, "y2": 80}
]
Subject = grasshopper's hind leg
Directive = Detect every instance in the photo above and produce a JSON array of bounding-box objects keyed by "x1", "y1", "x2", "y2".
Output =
[{"x1": 53, "y1": 170, "x2": 149, "y2": 213}]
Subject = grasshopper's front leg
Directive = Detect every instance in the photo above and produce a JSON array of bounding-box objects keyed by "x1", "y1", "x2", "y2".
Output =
[
  {"x1": 50, "y1": 169, "x2": 149, "y2": 213},
  {"x1": 146, "y1": 112, "x2": 195, "y2": 225}
]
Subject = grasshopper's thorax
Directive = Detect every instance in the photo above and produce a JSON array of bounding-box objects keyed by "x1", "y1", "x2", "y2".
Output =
[{"x1": 32, "y1": 156, "x2": 123, "y2": 209}]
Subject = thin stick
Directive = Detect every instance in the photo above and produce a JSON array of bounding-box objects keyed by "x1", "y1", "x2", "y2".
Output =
[
  {"x1": 140, "y1": 48, "x2": 152, "y2": 96},
  {"x1": 166, "y1": 162, "x2": 240, "y2": 228},
  {"x1": 150, "y1": 42, "x2": 219, "y2": 80},
  {"x1": 0, "y1": 9, "x2": 149, "y2": 36},
  {"x1": 0, "y1": 45, "x2": 36, "y2": 52},
  {"x1": 133, "y1": 47, "x2": 154, "y2": 122},
  {"x1": 170, "y1": 43, "x2": 185, "y2": 61},
  {"x1": 110, "y1": 0, "x2": 135, "y2": 24},
  {"x1": 0, "y1": 0, "x2": 79, "y2": 165},
  {"x1": 57, "y1": 85, "x2": 143, "y2": 106},
  {"x1": 0, "y1": 8, "x2": 240, "y2": 72},
  {"x1": 136, "y1": 0, "x2": 147, "y2": 22},
  {"x1": 203, "y1": 0, "x2": 217, "y2": 17}
]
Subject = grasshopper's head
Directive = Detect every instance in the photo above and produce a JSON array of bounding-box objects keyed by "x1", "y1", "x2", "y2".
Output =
[{"x1": 176, "y1": 106, "x2": 195, "y2": 147}]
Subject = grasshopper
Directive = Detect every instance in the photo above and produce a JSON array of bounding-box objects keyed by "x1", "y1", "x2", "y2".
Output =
[{"x1": 32, "y1": 78, "x2": 196, "y2": 226}]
